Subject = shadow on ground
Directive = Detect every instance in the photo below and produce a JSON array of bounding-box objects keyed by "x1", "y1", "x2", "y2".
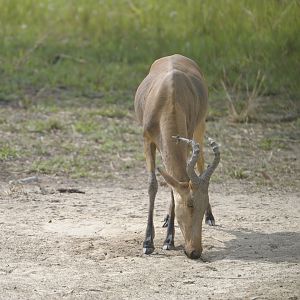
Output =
[
  {"x1": 89, "y1": 226, "x2": 300, "y2": 263},
  {"x1": 206, "y1": 227, "x2": 300, "y2": 263}
]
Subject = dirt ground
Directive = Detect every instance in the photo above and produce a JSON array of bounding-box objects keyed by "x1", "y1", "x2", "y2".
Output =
[{"x1": 0, "y1": 175, "x2": 299, "y2": 300}]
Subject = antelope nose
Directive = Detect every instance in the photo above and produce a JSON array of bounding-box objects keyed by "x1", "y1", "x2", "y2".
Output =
[{"x1": 185, "y1": 250, "x2": 201, "y2": 260}]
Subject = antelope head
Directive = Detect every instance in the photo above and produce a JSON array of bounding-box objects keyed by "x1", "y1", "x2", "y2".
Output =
[{"x1": 158, "y1": 136, "x2": 220, "y2": 259}]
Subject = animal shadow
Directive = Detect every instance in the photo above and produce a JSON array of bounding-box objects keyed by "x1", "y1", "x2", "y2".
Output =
[{"x1": 206, "y1": 227, "x2": 300, "y2": 263}]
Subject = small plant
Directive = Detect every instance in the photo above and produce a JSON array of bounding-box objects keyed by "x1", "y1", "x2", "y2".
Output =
[
  {"x1": 259, "y1": 138, "x2": 274, "y2": 151},
  {"x1": 74, "y1": 120, "x2": 98, "y2": 134},
  {"x1": 230, "y1": 168, "x2": 249, "y2": 180},
  {"x1": 259, "y1": 137, "x2": 285, "y2": 151},
  {"x1": 0, "y1": 145, "x2": 18, "y2": 161},
  {"x1": 27, "y1": 118, "x2": 64, "y2": 133}
]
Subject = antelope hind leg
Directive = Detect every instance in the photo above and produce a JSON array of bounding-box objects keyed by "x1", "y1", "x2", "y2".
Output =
[
  {"x1": 143, "y1": 141, "x2": 157, "y2": 254},
  {"x1": 194, "y1": 121, "x2": 216, "y2": 226}
]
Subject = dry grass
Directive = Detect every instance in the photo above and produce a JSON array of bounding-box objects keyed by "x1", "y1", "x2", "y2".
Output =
[{"x1": 221, "y1": 71, "x2": 266, "y2": 123}]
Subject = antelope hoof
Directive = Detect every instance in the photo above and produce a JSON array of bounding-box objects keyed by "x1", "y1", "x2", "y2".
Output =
[
  {"x1": 163, "y1": 235, "x2": 174, "y2": 250},
  {"x1": 205, "y1": 213, "x2": 215, "y2": 226},
  {"x1": 143, "y1": 241, "x2": 154, "y2": 255},
  {"x1": 163, "y1": 242, "x2": 174, "y2": 250},
  {"x1": 162, "y1": 214, "x2": 169, "y2": 227},
  {"x1": 143, "y1": 247, "x2": 155, "y2": 255}
]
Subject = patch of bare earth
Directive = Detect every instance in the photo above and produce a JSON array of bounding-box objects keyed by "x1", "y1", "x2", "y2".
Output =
[{"x1": 0, "y1": 177, "x2": 299, "y2": 299}]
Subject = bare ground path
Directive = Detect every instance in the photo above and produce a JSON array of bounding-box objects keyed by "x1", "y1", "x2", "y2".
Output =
[{"x1": 0, "y1": 179, "x2": 299, "y2": 300}]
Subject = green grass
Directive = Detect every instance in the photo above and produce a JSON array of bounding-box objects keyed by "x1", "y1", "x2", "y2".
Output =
[
  {"x1": 0, "y1": 0, "x2": 299, "y2": 107},
  {"x1": 258, "y1": 137, "x2": 286, "y2": 151},
  {"x1": 0, "y1": 106, "x2": 143, "y2": 179},
  {"x1": 27, "y1": 118, "x2": 65, "y2": 133},
  {"x1": 0, "y1": 104, "x2": 299, "y2": 188},
  {"x1": 30, "y1": 155, "x2": 91, "y2": 178},
  {"x1": 0, "y1": 144, "x2": 19, "y2": 161}
]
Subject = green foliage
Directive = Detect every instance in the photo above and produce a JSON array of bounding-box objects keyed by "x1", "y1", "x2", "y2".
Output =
[
  {"x1": 258, "y1": 137, "x2": 285, "y2": 151},
  {"x1": 0, "y1": 145, "x2": 19, "y2": 161},
  {"x1": 27, "y1": 118, "x2": 64, "y2": 133},
  {"x1": 0, "y1": 106, "x2": 142, "y2": 178},
  {"x1": 0, "y1": 0, "x2": 299, "y2": 104},
  {"x1": 74, "y1": 120, "x2": 98, "y2": 134},
  {"x1": 30, "y1": 155, "x2": 90, "y2": 178}
]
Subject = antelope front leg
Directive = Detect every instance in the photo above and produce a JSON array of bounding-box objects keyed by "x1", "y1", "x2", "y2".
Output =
[
  {"x1": 143, "y1": 141, "x2": 157, "y2": 254},
  {"x1": 163, "y1": 190, "x2": 175, "y2": 250}
]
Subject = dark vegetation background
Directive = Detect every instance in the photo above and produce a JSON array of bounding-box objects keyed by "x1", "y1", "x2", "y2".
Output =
[{"x1": 0, "y1": 0, "x2": 299, "y2": 187}]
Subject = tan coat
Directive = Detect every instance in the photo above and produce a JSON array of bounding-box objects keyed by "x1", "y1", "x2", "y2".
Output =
[
  {"x1": 135, "y1": 54, "x2": 208, "y2": 181},
  {"x1": 135, "y1": 54, "x2": 218, "y2": 259}
]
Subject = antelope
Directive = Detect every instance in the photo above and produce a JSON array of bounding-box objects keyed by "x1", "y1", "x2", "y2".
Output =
[{"x1": 134, "y1": 54, "x2": 220, "y2": 259}]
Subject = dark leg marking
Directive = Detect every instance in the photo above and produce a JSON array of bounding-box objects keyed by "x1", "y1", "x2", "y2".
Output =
[
  {"x1": 205, "y1": 203, "x2": 215, "y2": 226},
  {"x1": 162, "y1": 214, "x2": 169, "y2": 228},
  {"x1": 163, "y1": 190, "x2": 175, "y2": 250}
]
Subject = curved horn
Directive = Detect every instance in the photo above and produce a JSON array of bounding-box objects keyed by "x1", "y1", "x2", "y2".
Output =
[
  {"x1": 201, "y1": 137, "x2": 220, "y2": 183},
  {"x1": 172, "y1": 136, "x2": 200, "y2": 186}
]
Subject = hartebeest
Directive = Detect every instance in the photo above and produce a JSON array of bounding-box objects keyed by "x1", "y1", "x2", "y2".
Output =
[{"x1": 134, "y1": 54, "x2": 220, "y2": 259}]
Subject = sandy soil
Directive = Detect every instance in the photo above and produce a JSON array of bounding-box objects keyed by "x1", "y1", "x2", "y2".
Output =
[{"x1": 0, "y1": 178, "x2": 299, "y2": 300}]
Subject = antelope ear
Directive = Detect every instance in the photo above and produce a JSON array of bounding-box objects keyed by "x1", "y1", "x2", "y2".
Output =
[
  {"x1": 157, "y1": 167, "x2": 179, "y2": 188},
  {"x1": 157, "y1": 168, "x2": 189, "y2": 192}
]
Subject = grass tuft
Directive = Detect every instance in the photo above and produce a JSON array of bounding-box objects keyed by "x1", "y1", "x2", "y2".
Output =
[
  {"x1": 258, "y1": 137, "x2": 285, "y2": 151},
  {"x1": 229, "y1": 168, "x2": 250, "y2": 180},
  {"x1": 27, "y1": 118, "x2": 64, "y2": 133},
  {"x1": 0, "y1": 145, "x2": 19, "y2": 161},
  {"x1": 221, "y1": 71, "x2": 266, "y2": 123}
]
